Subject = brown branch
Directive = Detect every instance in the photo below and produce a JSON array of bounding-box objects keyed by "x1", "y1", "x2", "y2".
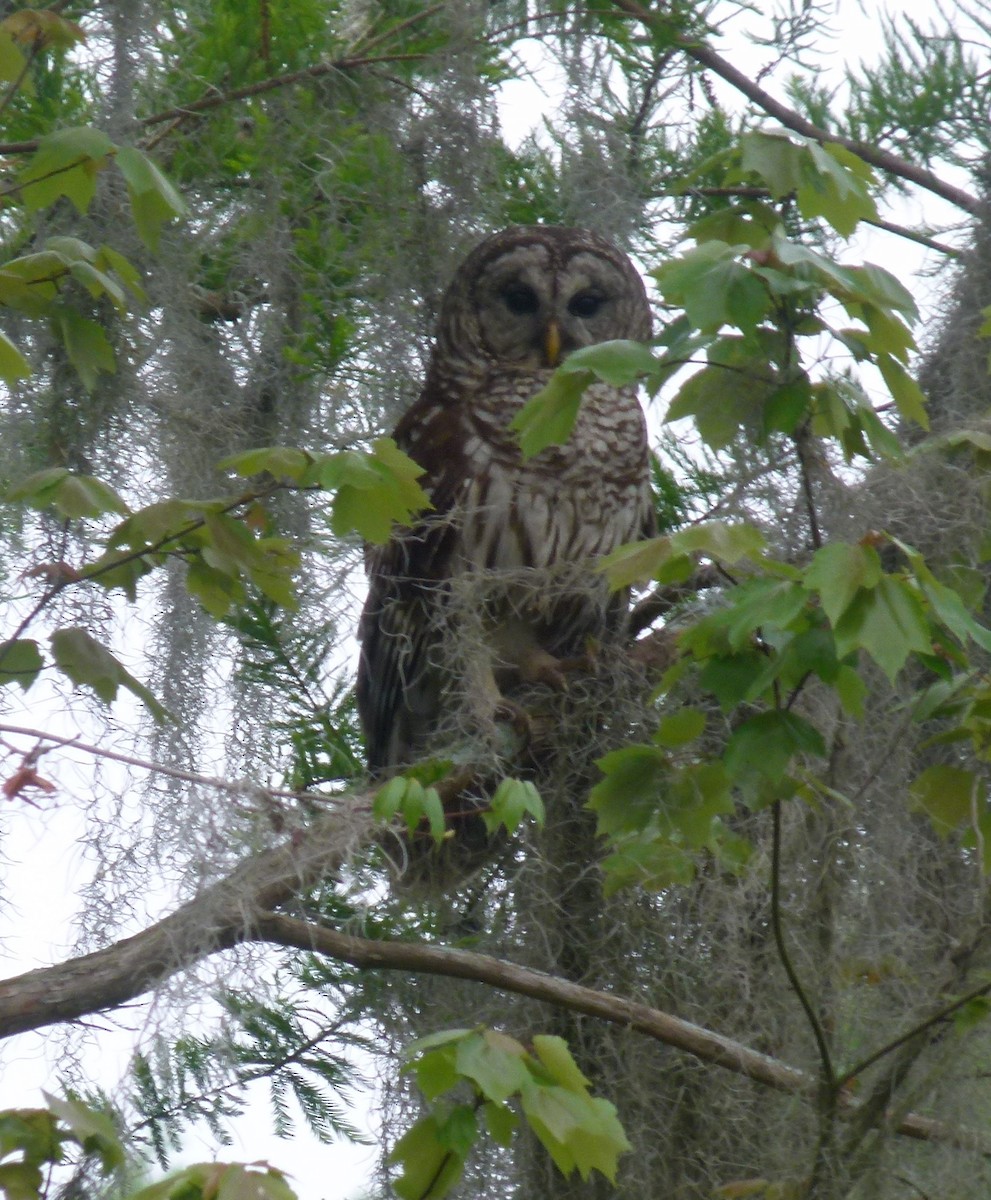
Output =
[
  {"x1": 0, "y1": 722, "x2": 319, "y2": 804},
  {"x1": 628, "y1": 563, "x2": 721, "y2": 636},
  {"x1": 261, "y1": 912, "x2": 810, "y2": 1092},
  {"x1": 680, "y1": 187, "x2": 961, "y2": 256},
  {"x1": 610, "y1": 0, "x2": 981, "y2": 216},
  {"x1": 0, "y1": 797, "x2": 987, "y2": 1156},
  {"x1": 258, "y1": 913, "x2": 991, "y2": 1155},
  {"x1": 0, "y1": 52, "x2": 429, "y2": 156},
  {"x1": 0, "y1": 798, "x2": 378, "y2": 1039},
  {"x1": 136, "y1": 53, "x2": 428, "y2": 130}
]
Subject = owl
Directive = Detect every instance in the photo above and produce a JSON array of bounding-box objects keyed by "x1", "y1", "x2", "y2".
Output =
[{"x1": 357, "y1": 225, "x2": 654, "y2": 774}]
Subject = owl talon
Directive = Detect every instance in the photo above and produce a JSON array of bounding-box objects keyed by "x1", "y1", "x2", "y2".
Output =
[
  {"x1": 518, "y1": 647, "x2": 570, "y2": 691},
  {"x1": 519, "y1": 645, "x2": 597, "y2": 691},
  {"x1": 494, "y1": 698, "x2": 533, "y2": 742}
]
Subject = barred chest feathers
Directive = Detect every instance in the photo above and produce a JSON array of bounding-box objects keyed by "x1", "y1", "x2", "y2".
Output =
[{"x1": 452, "y1": 372, "x2": 652, "y2": 573}]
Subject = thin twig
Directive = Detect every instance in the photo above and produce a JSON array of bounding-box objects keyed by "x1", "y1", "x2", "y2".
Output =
[
  {"x1": 0, "y1": 721, "x2": 332, "y2": 806},
  {"x1": 679, "y1": 187, "x2": 961, "y2": 256},
  {"x1": 771, "y1": 799, "x2": 836, "y2": 1083},
  {"x1": 136, "y1": 53, "x2": 429, "y2": 130},
  {"x1": 837, "y1": 972, "x2": 991, "y2": 1091},
  {"x1": 610, "y1": 0, "x2": 981, "y2": 215}
]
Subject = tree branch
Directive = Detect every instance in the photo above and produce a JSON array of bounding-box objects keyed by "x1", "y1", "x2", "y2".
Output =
[
  {"x1": 0, "y1": 53, "x2": 430, "y2": 156},
  {"x1": 258, "y1": 912, "x2": 990, "y2": 1155},
  {"x1": 610, "y1": 0, "x2": 981, "y2": 216},
  {"x1": 0, "y1": 722, "x2": 320, "y2": 805},
  {"x1": 1, "y1": 793, "x2": 986, "y2": 1157},
  {"x1": 680, "y1": 187, "x2": 961, "y2": 256},
  {"x1": 0, "y1": 799, "x2": 378, "y2": 1039}
]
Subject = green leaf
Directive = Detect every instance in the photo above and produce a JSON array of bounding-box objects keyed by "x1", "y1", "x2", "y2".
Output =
[
  {"x1": 373, "y1": 775, "x2": 410, "y2": 822},
  {"x1": 665, "y1": 337, "x2": 780, "y2": 448},
  {"x1": 4, "y1": 10, "x2": 85, "y2": 51},
  {"x1": 114, "y1": 145, "x2": 187, "y2": 252},
  {"x1": 561, "y1": 338, "x2": 659, "y2": 385},
  {"x1": 437, "y1": 1105, "x2": 477, "y2": 1157},
  {"x1": 600, "y1": 836, "x2": 697, "y2": 894},
  {"x1": 724, "y1": 710, "x2": 825, "y2": 788},
  {"x1": 130, "y1": 1163, "x2": 298, "y2": 1200},
  {"x1": 663, "y1": 762, "x2": 735, "y2": 843},
  {"x1": 42, "y1": 1094, "x2": 124, "y2": 1172},
  {"x1": 0, "y1": 1159, "x2": 45, "y2": 1198},
  {"x1": 419, "y1": 785, "x2": 446, "y2": 843},
  {"x1": 685, "y1": 577, "x2": 807, "y2": 659},
  {"x1": 0, "y1": 639, "x2": 44, "y2": 689},
  {"x1": 672, "y1": 520, "x2": 767, "y2": 565},
  {"x1": 910, "y1": 765, "x2": 984, "y2": 834},
  {"x1": 219, "y1": 446, "x2": 313, "y2": 481},
  {"x1": 653, "y1": 707, "x2": 706, "y2": 747},
  {"x1": 483, "y1": 1101, "x2": 517, "y2": 1146},
  {"x1": 484, "y1": 777, "x2": 544, "y2": 834},
  {"x1": 511, "y1": 369, "x2": 591, "y2": 459},
  {"x1": 50, "y1": 627, "x2": 168, "y2": 721},
  {"x1": 510, "y1": 340, "x2": 658, "y2": 459},
  {"x1": 0, "y1": 26, "x2": 28, "y2": 86},
  {"x1": 6, "y1": 466, "x2": 70, "y2": 505},
  {"x1": 531, "y1": 1036, "x2": 590, "y2": 1093},
  {"x1": 19, "y1": 127, "x2": 114, "y2": 213},
  {"x1": 598, "y1": 535, "x2": 688, "y2": 590},
  {"x1": 952, "y1": 996, "x2": 991, "y2": 1033},
  {"x1": 390, "y1": 1114, "x2": 464, "y2": 1200},
  {"x1": 410, "y1": 1044, "x2": 461, "y2": 1102},
  {"x1": 312, "y1": 439, "x2": 430, "y2": 543},
  {"x1": 0, "y1": 328, "x2": 30, "y2": 381},
  {"x1": 97, "y1": 244, "x2": 146, "y2": 299},
  {"x1": 738, "y1": 129, "x2": 804, "y2": 197},
  {"x1": 876, "y1": 353, "x2": 928, "y2": 429},
  {"x1": 404, "y1": 1028, "x2": 474, "y2": 1057},
  {"x1": 697, "y1": 652, "x2": 768, "y2": 709},
  {"x1": 589, "y1": 744, "x2": 669, "y2": 835},
  {"x1": 6, "y1": 467, "x2": 127, "y2": 519},
  {"x1": 899, "y1": 548, "x2": 991, "y2": 654},
  {"x1": 186, "y1": 557, "x2": 243, "y2": 617},
  {"x1": 54, "y1": 307, "x2": 115, "y2": 392},
  {"x1": 654, "y1": 241, "x2": 771, "y2": 334},
  {"x1": 0, "y1": 1108, "x2": 61, "y2": 1166},
  {"x1": 69, "y1": 260, "x2": 127, "y2": 312},
  {"x1": 834, "y1": 664, "x2": 866, "y2": 718},
  {"x1": 833, "y1": 575, "x2": 932, "y2": 680},
  {"x1": 797, "y1": 140, "x2": 878, "y2": 236},
  {"x1": 455, "y1": 1030, "x2": 530, "y2": 1104},
  {"x1": 804, "y1": 542, "x2": 883, "y2": 626},
  {"x1": 520, "y1": 1083, "x2": 630, "y2": 1183},
  {"x1": 0, "y1": 251, "x2": 67, "y2": 313}
]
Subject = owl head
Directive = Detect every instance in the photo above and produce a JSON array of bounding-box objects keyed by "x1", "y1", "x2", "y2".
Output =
[{"x1": 434, "y1": 225, "x2": 652, "y2": 371}]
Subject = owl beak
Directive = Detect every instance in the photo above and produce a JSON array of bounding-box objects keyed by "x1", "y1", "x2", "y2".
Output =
[{"x1": 543, "y1": 319, "x2": 562, "y2": 368}]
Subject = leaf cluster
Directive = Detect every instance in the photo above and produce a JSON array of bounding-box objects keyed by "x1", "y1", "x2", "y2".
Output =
[
  {"x1": 594, "y1": 516, "x2": 991, "y2": 890},
  {"x1": 1, "y1": 439, "x2": 430, "y2": 720},
  {"x1": 391, "y1": 1029, "x2": 629, "y2": 1199}
]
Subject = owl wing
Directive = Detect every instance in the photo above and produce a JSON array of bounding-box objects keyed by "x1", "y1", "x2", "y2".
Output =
[{"x1": 356, "y1": 389, "x2": 470, "y2": 772}]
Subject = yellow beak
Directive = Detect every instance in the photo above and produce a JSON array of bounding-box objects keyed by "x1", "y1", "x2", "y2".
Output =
[{"x1": 544, "y1": 319, "x2": 562, "y2": 368}]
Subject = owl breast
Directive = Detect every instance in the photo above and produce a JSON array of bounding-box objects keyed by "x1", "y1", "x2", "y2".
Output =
[{"x1": 453, "y1": 371, "x2": 653, "y2": 575}]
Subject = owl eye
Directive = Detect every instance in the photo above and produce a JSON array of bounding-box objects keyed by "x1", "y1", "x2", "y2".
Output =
[
  {"x1": 501, "y1": 283, "x2": 540, "y2": 316},
  {"x1": 568, "y1": 291, "x2": 605, "y2": 319}
]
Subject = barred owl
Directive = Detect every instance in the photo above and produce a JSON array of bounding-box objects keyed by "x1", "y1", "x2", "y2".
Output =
[{"x1": 357, "y1": 225, "x2": 654, "y2": 772}]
